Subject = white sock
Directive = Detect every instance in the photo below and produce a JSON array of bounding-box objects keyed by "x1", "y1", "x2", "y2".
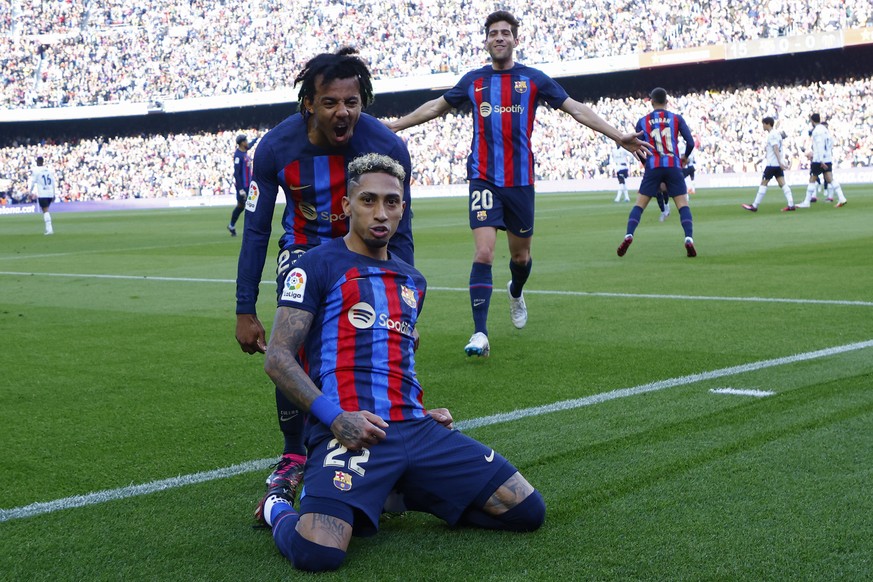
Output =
[
  {"x1": 753, "y1": 186, "x2": 767, "y2": 207},
  {"x1": 263, "y1": 495, "x2": 293, "y2": 527},
  {"x1": 615, "y1": 189, "x2": 622, "y2": 202},
  {"x1": 832, "y1": 181, "x2": 846, "y2": 203},
  {"x1": 803, "y1": 184, "x2": 816, "y2": 204},
  {"x1": 623, "y1": 185, "x2": 629, "y2": 201},
  {"x1": 44, "y1": 213, "x2": 53, "y2": 232},
  {"x1": 782, "y1": 185, "x2": 794, "y2": 207}
]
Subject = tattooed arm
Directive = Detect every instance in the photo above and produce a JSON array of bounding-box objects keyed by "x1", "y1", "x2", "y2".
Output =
[{"x1": 264, "y1": 306, "x2": 388, "y2": 450}]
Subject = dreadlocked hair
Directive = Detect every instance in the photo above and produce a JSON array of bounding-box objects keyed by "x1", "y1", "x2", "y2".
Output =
[{"x1": 294, "y1": 47, "x2": 375, "y2": 112}]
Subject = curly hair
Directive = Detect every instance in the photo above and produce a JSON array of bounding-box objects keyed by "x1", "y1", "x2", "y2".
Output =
[
  {"x1": 347, "y1": 153, "x2": 406, "y2": 187},
  {"x1": 294, "y1": 47, "x2": 375, "y2": 113}
]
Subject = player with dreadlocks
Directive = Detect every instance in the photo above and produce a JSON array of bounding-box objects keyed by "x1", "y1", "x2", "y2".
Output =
[{"x1": 233, "y1": 48, "x2": 416, "y2": 525}]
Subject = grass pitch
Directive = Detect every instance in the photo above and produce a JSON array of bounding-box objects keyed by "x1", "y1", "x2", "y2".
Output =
[{"x1": 1, "y1": 186, "x2": 872, "y2": 581}]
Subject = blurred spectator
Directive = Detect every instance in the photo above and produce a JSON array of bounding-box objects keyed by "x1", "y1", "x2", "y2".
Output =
[
  {"x1": 2, "y1": 0, "x2": 872, "y2": 108},
  {"x1": 0, "y1": 75, "x2": 870, "y2": 200}
]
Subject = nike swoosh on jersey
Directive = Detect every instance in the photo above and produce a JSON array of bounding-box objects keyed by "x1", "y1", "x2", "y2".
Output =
[
  {"x1": 474, "y1": 86, "x2": 488, "y2": 92},
  {"x1": 484, "y1": 449, "x2": 495, "y2": 463},
  {"x1": 288, "y1": 184, "x2": 312, "y2": 191}
]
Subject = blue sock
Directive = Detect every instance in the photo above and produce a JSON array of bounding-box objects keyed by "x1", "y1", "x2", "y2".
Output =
[
  {"x1": 626, "y1": 206, "x2": 644, "y2": 236},
  {"x1": 508, "y1": 258, "x2": 532, "y2": 297},
  {"x1": 679, "y1": 206, "x2": 693, "y2": 237},
  {"x1": 276, "y1": 391, "x2": 307, "y2": 456},
  {"x1": 270, "y1": 503, "x2": 298, "y2": 559},
  {"x1": 469, "y1": 262, "x2": 492, "y2": 335}
]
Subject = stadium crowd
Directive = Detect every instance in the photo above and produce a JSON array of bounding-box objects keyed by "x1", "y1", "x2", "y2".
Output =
[
  {"x1": 2, "y1": 76, "x2": 870, "y2": 202},
  {"x1": 1, "y1": 0, "x2": 871, "y2": 109}
]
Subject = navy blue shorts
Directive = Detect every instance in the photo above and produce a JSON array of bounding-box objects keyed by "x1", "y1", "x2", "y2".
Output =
[
  {"x1": 37, "y1": 197, "x2": 53, "y2": 210},
  {"x1": 616, "y1": 169, "x2": 629, "y2": 184},
  {"x1": 639, "y1": 167, "x2": 686, "y2": 197},
  {"x1": 298, "y1": 416, "x2": 517, "y2": 536},
  {"x1": 468, "y1": 179, "x2": 535, "y2": 237}
]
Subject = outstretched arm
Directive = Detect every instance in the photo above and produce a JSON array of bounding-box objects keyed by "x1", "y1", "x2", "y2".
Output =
[
  {"x1": 264, "y1": 306, "x2": 388, "y2": 450},
  {"x1": 384, "y1": 96, "x2": 453, "y2": 133},
  {"x1": 559, "y1": 97, "x2": 652, "y2": 161}
]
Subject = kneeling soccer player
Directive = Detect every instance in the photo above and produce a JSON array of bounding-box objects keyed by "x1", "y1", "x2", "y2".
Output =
[{"x1": 261, "y1": 153, "x2": 545, "y2": 572}]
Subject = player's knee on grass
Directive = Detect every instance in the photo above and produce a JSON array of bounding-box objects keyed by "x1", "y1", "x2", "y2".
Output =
[
  {"x1": 460, "y1": 488, "x2": 546, "y2": 532},
  {"x1": 274, "y1": 515, "x2": 347, "y2": 573},
  {"x1": 289, "y1": 533, "x2": 346, "y2": 572},
  {"x1": 497, "y1": 489, "x2": 545, "y2": 532}
]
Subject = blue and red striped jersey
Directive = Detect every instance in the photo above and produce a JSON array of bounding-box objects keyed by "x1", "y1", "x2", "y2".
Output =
[
  {"x1": 278, "y1": 238, "x2": 428, "y2": 422},
  {"x1": 443, "y1": 63, "x2": 569, "y2": 187},
  {"x1": 235, "y1": 113, "x2": 415, "y2": 315},
  {"x1": 635, "y1": 109, "x2": 695, "y2": 170},
  {"x1": 233, "y1": 147, "x2": 253, "y2": 193}
]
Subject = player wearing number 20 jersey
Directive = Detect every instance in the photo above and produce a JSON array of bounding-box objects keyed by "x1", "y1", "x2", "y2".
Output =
[{"x1": 384, "y1": 11, "x2": 649, "y2": 358}]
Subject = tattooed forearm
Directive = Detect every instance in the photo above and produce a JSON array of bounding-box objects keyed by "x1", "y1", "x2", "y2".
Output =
[{"x1": 264, "y1": 307, "x2": 322, "y2": 410}]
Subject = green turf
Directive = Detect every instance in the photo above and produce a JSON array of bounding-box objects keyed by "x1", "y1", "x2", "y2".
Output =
[{"x1": 1, "y1": 186, "x2": 871, "y2": 580}]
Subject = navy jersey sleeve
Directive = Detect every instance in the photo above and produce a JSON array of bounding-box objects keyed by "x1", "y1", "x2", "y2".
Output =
[
  {"x1": 235, "y1": 134, "x2": 278, "y2": 315},
  {"x1": 529, "y1": 68, "x2": 569, "y2": 109},
  {"x1": 443, "y1": 70, "x2": 476, "y2": 109},
  {"x1": 275, "y1": 244, "x2": 329, "y2": 314},
  {"x1": 233, "y1": 150, "x2": 245, "y2": 192},
  {"x1": 386, "y1": 137, "x2": 415, "y2": 266},
  {"x1": 677, "y1": 115, "x2": 695, "y2": 157}
]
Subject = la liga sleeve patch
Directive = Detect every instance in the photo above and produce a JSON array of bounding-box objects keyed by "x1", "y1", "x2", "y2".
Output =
[
  {"x1": 245, "y1": 181, "x2": 260, "y2": 212},
  {"x1": 280, "y1": 267, "x2": 307, "y2": 303}
]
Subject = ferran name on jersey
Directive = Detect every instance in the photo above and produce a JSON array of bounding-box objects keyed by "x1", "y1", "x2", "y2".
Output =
[
  {"x1": 281, "y1": 267, "x2": 307, "y2": 303},
  {"x1": 245, "y1": 181, "x2": 260, "y2": 212}
]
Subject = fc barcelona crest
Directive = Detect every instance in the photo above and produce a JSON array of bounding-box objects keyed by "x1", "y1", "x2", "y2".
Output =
[
  {"x1": 514, "y1": 80, "x2": 528, "y2": 94},
  {"x1": 333, "y1": 471, "x2": 353, "y2": 492},
  {"x1": 401, "y1": 285, "x2": 417, "y2": 309},
  {"x1": 477, "y1": 210, "x2": 488, "y2": 222}
]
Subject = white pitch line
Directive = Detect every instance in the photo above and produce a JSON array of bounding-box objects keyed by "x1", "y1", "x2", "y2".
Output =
[
  {"x1": 709, "y1": 388, "x2": 776, "y2": 397},
  {"x1": 0, "y1": 458, "x2": 278, "y2": 523},
  {"x1": 429, "y1": 287, "x2": 873, "y2": 308},
  {"x1": 2, "y1": 338, "x2": 871, "y2": 524},
  {"x1": 458, "y1": 339, "x2": 873, "y2": 430},
  {"x1": 0, "y1": 271, "x2": 234, "y2": 284},
  {"x1": 2, "y1": 272, "x2": 872, "y2": 307}
]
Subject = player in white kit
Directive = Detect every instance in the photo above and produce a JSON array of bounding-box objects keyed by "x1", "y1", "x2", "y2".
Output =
[
  {"x1": 29, "y1": 156, "x2": 57, "y2": 235},
  {"x1": 797, "y1": 114, "x2": 847, "y2": 208},
  {"x1": 741, "y1": 117, "x2": 795, "y2": 213}
]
